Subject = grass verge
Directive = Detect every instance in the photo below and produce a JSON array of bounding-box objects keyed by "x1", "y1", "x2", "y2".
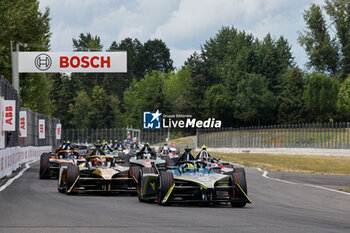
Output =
[
  {"x1": 211, "y1": 152, "x2": 350, "y2": 175},
  {"x1": 339, "y1": 189, "x2": 350, "y2": 193}
]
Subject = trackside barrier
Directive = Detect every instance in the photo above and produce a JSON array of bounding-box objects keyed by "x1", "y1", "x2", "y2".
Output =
[{"x1": 0, "y1": 146, "x2": 52, "y2": 179}]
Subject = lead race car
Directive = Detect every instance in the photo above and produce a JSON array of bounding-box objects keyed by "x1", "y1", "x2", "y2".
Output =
[
  {"x1": 137, "y1": 156, "x2": 251, "y2": 207},
  {"x1": 57, "y1": 143, "x2": 137, "y2": 194},
  {"x1": 39, "y1": 141, "x2": 85, "y2": 179}
]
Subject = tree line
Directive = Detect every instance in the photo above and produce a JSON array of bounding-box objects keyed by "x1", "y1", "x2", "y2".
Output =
[{"x1": 1, "y1": 0, "x2": 350, "y2": 129}]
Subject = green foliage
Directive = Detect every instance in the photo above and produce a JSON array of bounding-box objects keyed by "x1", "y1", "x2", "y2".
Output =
[
  {"x1": 89, "y1": 85, "x2": 114, "y2": 128},
  {"x1": 123, "y1": 71, "x2": 166, "y2": 128},
  {"x1": 68, "y1": 90, "x2": 92, "y2": 128},
  {"x1": 304, "y1": 73, "x2": 339, "y2": 122},
  {"x1": 0, "y1": 0, "x2": 52, "y2": 114},
  {"x1": 337, "y1": 76, "x2": 350, "y2": 117},
  {"x1": 298, "y1": 3, "x2": 339, "y2": 75},
  {"x1": 234, "y1": 74, "x2": 276, "y2": 125},
  {"x1": 72, "y1": 33, "x2": 102, "y2": 51},
  {"x1": 278, "y1": 68, "x2": 308, "y2": 124},
  {"x1": 204, "y1": 84, "x2": 232, "y2": 124}
]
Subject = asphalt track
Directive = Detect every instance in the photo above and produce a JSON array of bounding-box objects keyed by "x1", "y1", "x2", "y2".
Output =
[{"x1": 0, "y1": 161, "x2": 349, "y2": 233}]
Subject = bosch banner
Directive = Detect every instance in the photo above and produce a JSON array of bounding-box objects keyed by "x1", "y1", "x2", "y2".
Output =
[
  {"x1": 39, "y1": 119, "x2": 45, "y2": 139},
  {"x1": 19, "y1": 111, "x2": 27, "y2": 137},
  {"x1": 56, "y1": 124, "x2": 61, "y2": 140},
  {"x1": 17, "y1": 52, "x2": 127, "y2": 73},
  {"x1": 3, "y1": 100, "x2": 16, "y2": 131}
]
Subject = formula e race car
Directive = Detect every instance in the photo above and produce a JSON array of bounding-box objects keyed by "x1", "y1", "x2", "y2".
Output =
[
  {"x1": 39, "y1": 142, "x2": 85, "y2": 179},
  {"x1": 137, "y1": 160, "x2": 251, "y2": 207},
  {"x1": 57, "y1": 144, "x2": 136, "y2": 194}
]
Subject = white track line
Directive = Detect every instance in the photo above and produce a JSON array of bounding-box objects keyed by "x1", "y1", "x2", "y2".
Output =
[
  {"x1": 0, "y1": 160, "x2": 37, "y2": 192},
  {"x1": 256, "y1": 168, "x2": 350, "y2": 196}
]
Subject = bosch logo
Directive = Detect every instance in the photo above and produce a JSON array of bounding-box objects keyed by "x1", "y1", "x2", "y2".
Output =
[{"x1": 34, "y1": 53, "x2": 52, "y2": 71}]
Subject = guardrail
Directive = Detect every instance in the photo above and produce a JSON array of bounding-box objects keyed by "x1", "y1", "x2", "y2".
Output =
[{"x1": 0, "y1": 146, "x2": 52, "y2": 179}]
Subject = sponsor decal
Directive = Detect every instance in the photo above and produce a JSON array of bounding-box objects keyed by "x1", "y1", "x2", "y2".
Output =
[
  {"x1": 56, "y1": 124, "x2": 61, "y2": 140},
  {"x1": 19, "y1": 111, "x2": 27, "y2": 137},
  {"x1": 3, "y1": 100, "x2": 16, "y2": 131},
  {"x1": 39, "y1": 119, "x2": 45, "y2": 139}
]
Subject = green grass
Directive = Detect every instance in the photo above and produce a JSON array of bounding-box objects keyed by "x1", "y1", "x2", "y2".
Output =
[
  {"x1": 211, "y1": 152, "x2": 350, "y2": 175},
  {"x1": 339, "y1": 189, "x2": 350, "y2": 193}
]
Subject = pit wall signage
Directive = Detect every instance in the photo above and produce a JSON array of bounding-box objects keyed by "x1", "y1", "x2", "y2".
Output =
[
  {"x1": 39, "y1": 119, "x2": 45, "y2": 139},
  {"x1": 19, "y1": 111, "x2": 27, "y2": 137},
  {"x1": 3, "y1": 100, "x2": 16, "y2": 131},
  {"x1": 18, "y1": 52, "x2": 127, "y2": 73},
  {"x1": 56, "y1": 124, "x2": 61, "y2": 140}
]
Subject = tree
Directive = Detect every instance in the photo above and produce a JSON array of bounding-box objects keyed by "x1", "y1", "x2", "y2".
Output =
[
  {"x1": 234, "y1": 74, "x2": 276, "y2": 125},
  {"x1": 337, "y1": 76, "x2": 350, "y2": 119},
  {"x1": 135, "y1": 39, "x2": 173, "y2": 78},
  {"x1": 304, "y1": 73, "x2": 339, "y2": 122},
  {"x1": 205, "y1": 84, "x2": 233, "y2": 125},
  {"x1": 298, "y1": 3, "x2": 339, "y2": 76},
  {"x1": 68, "y1": 90, "x2": 92, "y2": 128},
  {"x1": 72, "y1": 33, "x2": 102, "y2": 51},
  {"x1": 89, "y1": 85, "x2": 114, "y2": 128},
  {"x1": 50, "y1": 73, "x2": 77, "y2": 127},
  {"x1": 123, "y1": 71, "x2": 166, "y2": 127},
  {"x1": 278, "y1": 68, "x2": 308, "y2": 124},
  {"x1": 0, "y1": 0, "x2": 53, "y2": 114}
]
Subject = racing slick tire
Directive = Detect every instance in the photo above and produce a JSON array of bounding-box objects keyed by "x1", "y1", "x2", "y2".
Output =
[
  {"x1": 157, "y1": 171, "x2": 174, "y2": 206},
  {"x1": 230, "y1": 167, "x2": 247, "y2": 207},
  {"x1": 66, "y1": 164, "x2": 79, "y2": 195},
  {"x1": 129, "y1": 165, "x2": 141, "y2": 184},
  {"x1": 137, "y1": 167, "x2": 156, "y2": 203},
  {"x1": 57, "y1": 162, "x2": 70, "y2": 193},
  {"x1": 39, "y1": 153, "x2": 49, "y2": 179}
]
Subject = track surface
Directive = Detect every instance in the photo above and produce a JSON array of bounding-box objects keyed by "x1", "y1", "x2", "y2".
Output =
[{"x1": 0, "y1": 162, "x2": 349, "y2": 233}]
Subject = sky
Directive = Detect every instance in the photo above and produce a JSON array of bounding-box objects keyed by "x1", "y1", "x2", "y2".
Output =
[{"x1": 38, "y1": 0, "x2": 325, "y2": 69}]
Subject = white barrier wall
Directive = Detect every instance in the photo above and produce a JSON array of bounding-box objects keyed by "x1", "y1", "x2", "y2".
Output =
[{"x1": 0, "y1": 146, "x2": 52, "y2": 179}]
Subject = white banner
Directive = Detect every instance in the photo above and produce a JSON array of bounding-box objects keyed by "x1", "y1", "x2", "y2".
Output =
[
  {"x1": 0, "y1": 97, "x2": 5, "y2": 149},
  {"x1": 18, "y1": 52, "x2": 127, "y2": 73},
  {"x1": 3, "y1": 100, "x2": 16, "y2": 131},
  {"x1": 0, "y1": 146, "x2": 52, "y2": 179},
  {"x1": 39, "y1": 119, "x2": 45, "y2": 139},
  {"x1": 56, "y1": 123, "x2": 61, "y2": 140},
  {"x1": 19, "y1": 111, "x2": 27, "y2": 137}
]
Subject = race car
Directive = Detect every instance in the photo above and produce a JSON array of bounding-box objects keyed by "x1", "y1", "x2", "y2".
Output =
[
  {"x1": 137, "y1": 159, "x2": 251, "y2": 207},
  {"x1": 39, "y1": 141, "x2": 85, "y2": 179},
  {"x1": 57, "y1": 144, "x2": 136, "y2": 194},
  {"x1": 128, "y1": 144, "x2": 166, "y2": 184}
]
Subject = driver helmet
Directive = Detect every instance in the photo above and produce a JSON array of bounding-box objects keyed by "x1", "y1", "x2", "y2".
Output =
[
  {"x1": 163, "y1": 146, "x2": 169, "y2": 155},
  {"x1": 201, "y1": 145, "x2": 207, "y2": 150},
  {"x1": 94, "y1": 158, "x2": 102, "y2": 166},
  {"x1": 183, "y1": 163, "x2": 195, "y2": 173}
]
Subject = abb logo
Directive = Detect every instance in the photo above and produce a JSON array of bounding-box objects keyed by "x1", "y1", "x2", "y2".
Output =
[
  {"x1": 60, "y1": 56, "x2": 110, "y2": 68},
  {"x1": 40, "y1": 124, "x2": 44, "y2": 133},
  {"x1": 57, "y1": 127, "x2": 60, "y2": 135},
  {"x1": 5, "y1": 106, "x2": 13, "y2": 125},
  {"x1": 20, "y1": 117, "x2": 25, "y2": 130}
]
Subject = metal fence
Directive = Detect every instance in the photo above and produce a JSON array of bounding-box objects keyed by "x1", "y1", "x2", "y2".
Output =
[
  {"x1": 197, "y1": 123, "x2": 350, "y2": 149},
  {"x1": 62, "y1": 128, "x2": 173, "y2": 145},
  {"x1": 0, "y1": 74, "x2": 60, "y2": 148}
]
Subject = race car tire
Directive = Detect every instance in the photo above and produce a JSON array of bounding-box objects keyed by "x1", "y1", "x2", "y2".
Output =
[
  {"x1": 157, "y1": 171, "x2": 174, "y2": 206},
  {"x1": 39, "y1": 153, "x2": 49, "y2": 179},
  {"x1": 66, "y1": 164, "x2": 79, "y2": 194},
  {"x1": 57, "y1": 163, "x2": 69, "y2": 193},
  {"x1": 129, "y1": 165, "x2": 140, "y2": 183},
  {"x1": 230, "y1": 167, "x2": 247, "y2": 207}
]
